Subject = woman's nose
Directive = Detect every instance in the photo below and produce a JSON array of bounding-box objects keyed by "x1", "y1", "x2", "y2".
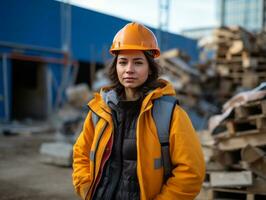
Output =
[{"x1": 125, "y1": 62, "x2": 134, "y2": 73}]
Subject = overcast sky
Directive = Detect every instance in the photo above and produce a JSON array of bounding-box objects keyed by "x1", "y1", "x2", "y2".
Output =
[{"x1": 57, "y1": 0, "x2": 218, "y2": 34}]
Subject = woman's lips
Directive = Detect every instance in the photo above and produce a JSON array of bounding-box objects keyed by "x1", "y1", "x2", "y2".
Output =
[
  {"x1": 123, "y1": 77, "x2": 136, "y2": 82},
  {"x1": 124, "y1": 77, "x2": 136, "y2": 79}
]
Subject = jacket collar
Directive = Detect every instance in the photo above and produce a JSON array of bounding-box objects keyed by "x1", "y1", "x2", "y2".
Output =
[{"x1": 88, "y1": 79, "x2": 176, "y2": 115}]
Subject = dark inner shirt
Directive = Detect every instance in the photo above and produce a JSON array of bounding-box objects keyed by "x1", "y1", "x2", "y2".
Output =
[{"x1": 92, "y1": 98, "x2": 142, "y2": 200}]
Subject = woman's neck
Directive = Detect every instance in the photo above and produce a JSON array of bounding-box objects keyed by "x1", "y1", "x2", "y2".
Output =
[{"x1": 124, "y1": 88, "x2": 139, "y2": 101}]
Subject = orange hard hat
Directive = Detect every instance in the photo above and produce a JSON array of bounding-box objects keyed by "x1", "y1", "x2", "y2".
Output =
[{"x1": 110, "y1": 22, "x2": 160, "y2": 58}]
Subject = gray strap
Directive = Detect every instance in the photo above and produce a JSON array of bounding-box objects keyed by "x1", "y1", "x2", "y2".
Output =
[
  {"x1": 152, "y1": 95, "x2": 178, "y2": 144},
  {"x1": 91, "y1": 112, "x2": 99, "y2": 128},
  {"x1": 90, "y1": 151, "x2": 95, "y2": 161},
  {"x1": 154, "y1": 157, "x2": 163, "y2": 169},
  {"x1": 152, "y1": 95, "x2": 178, "y2": 180}
]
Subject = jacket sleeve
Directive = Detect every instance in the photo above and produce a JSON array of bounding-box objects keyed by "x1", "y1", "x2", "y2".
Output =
[
  {"x1": 155, "y1": 106, "x2": 205, "y2": 200},
  {"x1": 72, "y1": 111, "x2": 95, "y2": 199}
]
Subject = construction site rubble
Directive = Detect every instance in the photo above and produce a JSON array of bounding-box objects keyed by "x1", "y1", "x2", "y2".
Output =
[
  {"x1": 197, "y1": 93, "x2": 266, "y2": 199},
  {"x1": 39, "y1": 83, "x2": 92, "y2": 167},
  {"x1": 196, "y1": 26, "x2": 266, "y2": 200}
]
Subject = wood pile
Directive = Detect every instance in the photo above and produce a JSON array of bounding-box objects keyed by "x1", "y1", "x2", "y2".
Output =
[
  {"x1": 159, "y1": 49, "x2": 201, "y2": 106},
  {"x1": 197, "y1": 90, "x2": 266, "y2": 200},
  {"x1": 199, "y1": 26, "x2": 266, "y2": 92},
  {"x1": 159, "y1": 49, "x2": 220, "y2": 130},
  {"x1": 158, "y1": 26, "x2": 266, "y2": 130}
]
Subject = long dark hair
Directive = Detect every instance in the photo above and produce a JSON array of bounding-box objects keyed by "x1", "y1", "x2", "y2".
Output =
[{"x1": 108, "y1": 51, "x2": 163, "y2": 97}]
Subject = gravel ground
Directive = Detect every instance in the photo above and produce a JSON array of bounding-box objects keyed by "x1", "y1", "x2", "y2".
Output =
[{"x1": 0, "y1": 132, "x2": 79, "y2": 200}]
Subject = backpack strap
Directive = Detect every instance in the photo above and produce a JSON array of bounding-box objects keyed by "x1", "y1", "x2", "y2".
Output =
[
  {"x1": 91, "y1": 111, "x2": 99, "y2": 128},
  {"x1": 152, "y1": 95, "x2": 178, "y2": 144},
  {"x1": 152, "y1": 95, "x2": 178, "y2": 181}
]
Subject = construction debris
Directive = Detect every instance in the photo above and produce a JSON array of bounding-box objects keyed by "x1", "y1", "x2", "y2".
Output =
[
  {"x1": 197, "y1": 84, "x2": 266, "y2": 199},
  {"x1": 159, "y1": 49, "x2": 219, "y2": 130},
  {"x1": 199, "y1": 26, "x2": 266, "y2": 90},
  {"x1": 40, "y1": 142, "x2": 73, "y2": 167},
  {"x1": 65, "y1": 83, "x2": 92, "y2": 108},
  {"x1": 210, "y1": 171, "x2": 253, "y2": 187},
  {"x1": 196, "y1": 26, "x2": 266, "y2": 200},
  {"x1": 159, "y1": 27, "x2": 266, "y2": 126},
  {"x1": 39, "y1": 83, "x2": 91, "y2": 167}
]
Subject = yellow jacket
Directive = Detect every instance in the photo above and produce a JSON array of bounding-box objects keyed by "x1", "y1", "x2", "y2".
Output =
[{"x1": 72, "y1": 80, "x2": 205, "y2": 200}]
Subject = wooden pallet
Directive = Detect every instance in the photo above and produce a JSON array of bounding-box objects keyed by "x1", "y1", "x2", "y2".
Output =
[
  {"x1": 227, "y1": 72, "x2": 266, "y2": 88},
  {"x1": 212, "y1": 112, "x2": 266, "y2": 139},
  {"x1": 201, "y1": 188, "x2": 266, "y2": 200},
  {"x1": 226, "y1": 50, "x2": 266, "y2": 68},
  {"x1": 217, "y1": 131, "x2": 266, "y2": 151},
  {"x1": 230, "y1": 57, "x2": 266, "y2": 68},
  {"x1": 229, "y1": 71, "x2": 266, "y2": 79},
  {"x1": 226, "y1": 116, "x2": 266, "y2": 136},
  {"x1": 235, "y1": 100, "x2": 266, "y2": 119},
  {"x1": 217, "y1": 65, "x2": 266, "y2": 77},
  {"x1": 229, "y1": 65, "x2": 266, "y2": 73}
]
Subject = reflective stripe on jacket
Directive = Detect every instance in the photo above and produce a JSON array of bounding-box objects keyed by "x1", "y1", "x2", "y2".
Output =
[{"x1": 72, "y1": 79, "x2": 205, "y2": 200}]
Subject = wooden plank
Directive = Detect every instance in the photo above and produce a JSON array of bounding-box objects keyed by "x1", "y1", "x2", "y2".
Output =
[
  {"x1": 235, "y1": 106, "x2": 249, "y2": 119},
  {"x1": 241, "y1": 144, "x2": 265, "y2": 163},
  {"x1": 243, "y1": 57, "x2": 258, "y2": 68},
  {"x1": 229, "y1": 40, "x2": 244, "y2": 55},
  {"x1": 210, "y1": 171, "x2": 253, "y2": 187},
  {"x1": 247, "y1": 177, "x2": 266, "y2": 194},
  {"x1": 235, "y1": 100, "x2": 266, "y2": 119},
  {"x1": 213, "y1": 28, "x2": 235, "y2": 39},
  {"x1": 256, "y1": 117, "x2": 266, "y2": 129},
  {"x1": 262, "y1": 100, "x2": 266, "y2": 115},
  {"x1": 224, "y1": 116, "x2": 266, "y2": 136},
  {"x1": 229, "y1": 71, "x2": 266, "y2": 79},
  {"x1": 160, "y1": 48, "x2": 190, "y2": 62},
  {"x1": 197, "y1": 185, "x2": 266, "y2": 200},
  {"x1": 217, "y1": 131, "x2": 266, "y2": 151},
  {"x1": 246, "y1": 194, "x2": 255, "y2": 200},
  {"x1": 196, "y1": 187, "x2": 214, "y2": 200},
  {"x1": 225, "y1": 120, "x2": 236, "y2": 136},
  {"x1": 206, "y1": 161, "x2": 227, "y2": 171},
  {"x1": 249, "y1": 157, "x2": 266, "y2": 179},
  {"x1": 241, "y1": 145, "x2": 266, "y2": 179},
  {"x1": 211, "y1": 187, "x2": 255, "y2": 200}
]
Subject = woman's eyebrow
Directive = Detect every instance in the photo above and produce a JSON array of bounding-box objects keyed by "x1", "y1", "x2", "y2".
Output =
[
  {"x1": 133, "y1": 58, "x2": 144, "y2": 61},
  {"x1": 118, "y1": 57, "x2": 144, "y2": 60}
]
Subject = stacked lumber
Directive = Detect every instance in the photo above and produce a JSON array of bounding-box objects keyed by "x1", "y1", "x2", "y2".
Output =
[
  {"x1": 199, "y1": 26, "x2": 266, "y2": 90},
  {"x1": 159, "y1": 49, "x2": 201, "y2": 107},
  {"x1": 197, "y1": 86, "x2": 266, "y2": 200},
  {"x1": 158, "y1": 49, "x2": 221, "y2": 130}
]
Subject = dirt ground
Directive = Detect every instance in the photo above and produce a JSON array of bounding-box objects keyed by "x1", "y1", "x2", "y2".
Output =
[{"x1": 0, "y1": 132, "x2": 79, "y2": 200}]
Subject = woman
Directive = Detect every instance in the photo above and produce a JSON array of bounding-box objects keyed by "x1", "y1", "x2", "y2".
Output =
[{"x1": 72, "y1": 22, "x2": 205, "y2": 200}]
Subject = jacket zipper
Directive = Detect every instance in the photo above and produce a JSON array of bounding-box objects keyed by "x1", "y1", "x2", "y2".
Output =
[
  {"x1": 91, "y1": 132, "x2": 114, "y2": 199},
  {"x1": 85, "y1": 121, "x2": 108, "y2": 200}
]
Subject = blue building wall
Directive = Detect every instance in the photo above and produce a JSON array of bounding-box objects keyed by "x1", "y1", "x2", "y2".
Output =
[
  {"x1": 0, "y1": 0, "x2": 61, "y2": 49},
  {"x1": 0, "y1": 0, "x2": 199, "y2": 122},
  {"x1": 0, "y1": 0, "x2": 198, "y2": 62}
]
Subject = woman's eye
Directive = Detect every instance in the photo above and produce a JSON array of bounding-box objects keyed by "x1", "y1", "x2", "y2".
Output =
[
  {"x1": 118, "y1": 61, "x2": 127, "y2": 65},
  {"x1": 135, "y1": 62, "x2": 143, "y2": 65}
]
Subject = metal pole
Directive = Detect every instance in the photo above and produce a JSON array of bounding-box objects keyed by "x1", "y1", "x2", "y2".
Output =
[
  {"x1": 263, "y1": 0, "x2": 266, "y2": 29},
  {"x1": 2, "y1": 54, "x2": 9, "y2": 122},
  {"x1": 158, "y1": 0, "x2": 170, "y2": 50}
]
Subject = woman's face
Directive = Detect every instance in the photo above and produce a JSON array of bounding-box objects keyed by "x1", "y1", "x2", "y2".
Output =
[{"x1": 116, "y1": 50, "x2": 149, "y2": 90}]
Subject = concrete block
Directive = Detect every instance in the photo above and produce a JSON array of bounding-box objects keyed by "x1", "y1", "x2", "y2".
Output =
[{"x1": 40, "y1": 142, "x2": 73, "y2": 167}]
